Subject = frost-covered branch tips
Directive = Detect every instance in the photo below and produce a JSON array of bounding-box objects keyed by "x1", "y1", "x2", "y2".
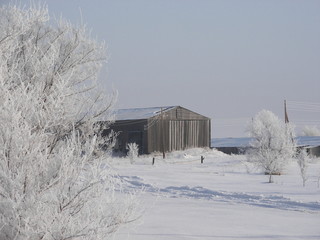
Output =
[{"x1": 0, "y1": 4, "x2": 137, "y2": 240}]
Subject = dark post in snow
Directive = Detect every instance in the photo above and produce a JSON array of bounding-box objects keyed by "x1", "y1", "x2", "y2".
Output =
[
  {"x1": 201, "y1": 156, "x2": 204, "y2": 164},
  {"x1": 152, "y1": 157, "x2": 155, "y2": 165}
]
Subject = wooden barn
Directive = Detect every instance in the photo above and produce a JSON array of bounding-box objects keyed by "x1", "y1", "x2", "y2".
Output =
[{"x1": 102, "y1": 106, "x2": 211, "y2": 155}]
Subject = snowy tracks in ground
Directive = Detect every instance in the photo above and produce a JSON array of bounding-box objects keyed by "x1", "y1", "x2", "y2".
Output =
[
  {"x1": 163, "y1": 185, "x2": 320, "y2": 213},
  {"x1": 121, "y1": 176, "x2": 320, "y2": 213}
]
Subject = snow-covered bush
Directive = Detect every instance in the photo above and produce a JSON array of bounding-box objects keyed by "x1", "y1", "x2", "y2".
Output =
[
  {"x1": 0, "y1": 4, "x2": 136, "y2": 240},
  {"x1": 297, "y1": 149, "x2": 309, "y2": 187},
  {"x1": 246, "y1": 110, "x2": 296, "y2": 183},
  {"x1": 127, "y1": 143, "x2": 139, "y2": 163}
]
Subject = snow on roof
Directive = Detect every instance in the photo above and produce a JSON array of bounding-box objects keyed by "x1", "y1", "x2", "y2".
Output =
[
  {"x1": 113, "y1": 106, "x2": 177, "y2": 121},
  {"x1": 296, "y1": 136, "x2": 320, "y2": 147}
]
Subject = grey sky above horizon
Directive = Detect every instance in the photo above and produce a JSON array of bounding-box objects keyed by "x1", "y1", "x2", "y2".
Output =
[{"x1": 2, "y1": 0, "x2": 320, "y2": 137}]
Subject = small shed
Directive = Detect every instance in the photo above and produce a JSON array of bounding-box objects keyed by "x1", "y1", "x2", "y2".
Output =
[
  {"x1": 102, "y1": 106, "x2": 211, "y2": 154},
  {"x1": 296, "y1": 136, "x2": 320, "y2": 157}
]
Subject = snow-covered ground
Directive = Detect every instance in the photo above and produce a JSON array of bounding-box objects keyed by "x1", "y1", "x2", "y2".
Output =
[{"x1": 112, "y1": 149, "x2": 320, "y2": 240}]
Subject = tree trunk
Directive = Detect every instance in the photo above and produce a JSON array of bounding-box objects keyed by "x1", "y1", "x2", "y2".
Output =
[{"x1": 268, "y1": 174, "x2": 273, "y2": 183}]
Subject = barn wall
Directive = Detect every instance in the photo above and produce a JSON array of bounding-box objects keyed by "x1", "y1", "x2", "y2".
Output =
[
  {"x1": 163, "y1": 106, "x2": 209, "y2": 120},
  {"x1": 307, "y1": 146, "x2": 320, "y2": 157},
  {"x1": 103, "y1": 120, "x2": 148, "y2": 154},
  {"x1": 147, "y1": 119, "x2": 211, "y2": 153}
]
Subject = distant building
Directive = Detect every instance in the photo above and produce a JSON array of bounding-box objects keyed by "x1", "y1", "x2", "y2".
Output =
[
  {"x1": 296, "y1": 136, "x2": 320, "y2": 157},
  {"x1": 101, "y1": 106, "x2": 211, "y2": 155},
  {"x1": 211, "y1": 138, "x2": 252, "y2": 155},
  {"x1": 212, "y1": 136, "x2": 320, "y2": 157}
]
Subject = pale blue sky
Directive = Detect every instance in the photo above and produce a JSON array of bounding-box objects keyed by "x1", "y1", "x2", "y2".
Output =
[{"x1": 2, "y1": 0, "x2": 320, "y2": 137}]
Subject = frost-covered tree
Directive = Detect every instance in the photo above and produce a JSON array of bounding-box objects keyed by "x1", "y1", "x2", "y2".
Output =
[
  {"x1": 246, "y1": 110, "x2": 296, "y2": 183},
  {"x1": 297, "y1": 149, "x2": 309, "y2": 187},
  {"x1": 127, "y1": 143, "x2": 139, "y2": 164},
  {"x1": 0, "y1": 4, "x2": 136, "y2": 240}
]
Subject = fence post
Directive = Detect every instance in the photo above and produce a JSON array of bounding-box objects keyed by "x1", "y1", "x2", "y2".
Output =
[{"x1": 201, "y1": 156, "x2": 204, "y2": 164}]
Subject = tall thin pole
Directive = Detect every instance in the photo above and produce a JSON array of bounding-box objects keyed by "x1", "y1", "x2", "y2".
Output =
[{"x1": 284, "y1": 100, "x2": 289, "y2": 123}]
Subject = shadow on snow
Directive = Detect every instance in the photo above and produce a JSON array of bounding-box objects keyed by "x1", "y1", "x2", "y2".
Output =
[{"x1": 120, "y1": 176, "x2": 320, "y2": 213}]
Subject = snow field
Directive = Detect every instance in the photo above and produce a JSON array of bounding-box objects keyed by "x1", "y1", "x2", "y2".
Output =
[{"x1": 112, "y1": 148, "x2": 320, "y2": 240}]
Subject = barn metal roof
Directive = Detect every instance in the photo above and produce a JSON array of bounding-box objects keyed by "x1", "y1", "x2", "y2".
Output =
[
  {"x1": 113, "y1": 106, "x2": 177, "y2": 120},
  {"x1": 296, "y1": 136, "x2": 320, "y2": 147}
]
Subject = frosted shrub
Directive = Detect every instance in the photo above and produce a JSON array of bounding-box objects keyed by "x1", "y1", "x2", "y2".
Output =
[
  {"x1": 246, "y1": 110, "x2": 296, "y2": 183},
  {"x1": 0, "y1": 4, "x2": 137, "y2": 240},
  {"x1": 297, "y1": 149, "x2": 309, "y2": 187},
  {"x1": 127, "y1": 143, "x2": 139, "y2": 163}
]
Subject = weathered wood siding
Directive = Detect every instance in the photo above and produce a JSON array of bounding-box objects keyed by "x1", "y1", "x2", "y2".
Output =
[
  {"x1": 168, "y1": 120, "x2": 210, "y2": 151},
  {"x1": 147, "y1": 120, "x2": 210, "y2": 153},
  {"x1": 164, "y1": 106, "x2": 209, "y2": 120},
  {"x1": 147, "y1": 106, "x2": 211, "y2": 153}
]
